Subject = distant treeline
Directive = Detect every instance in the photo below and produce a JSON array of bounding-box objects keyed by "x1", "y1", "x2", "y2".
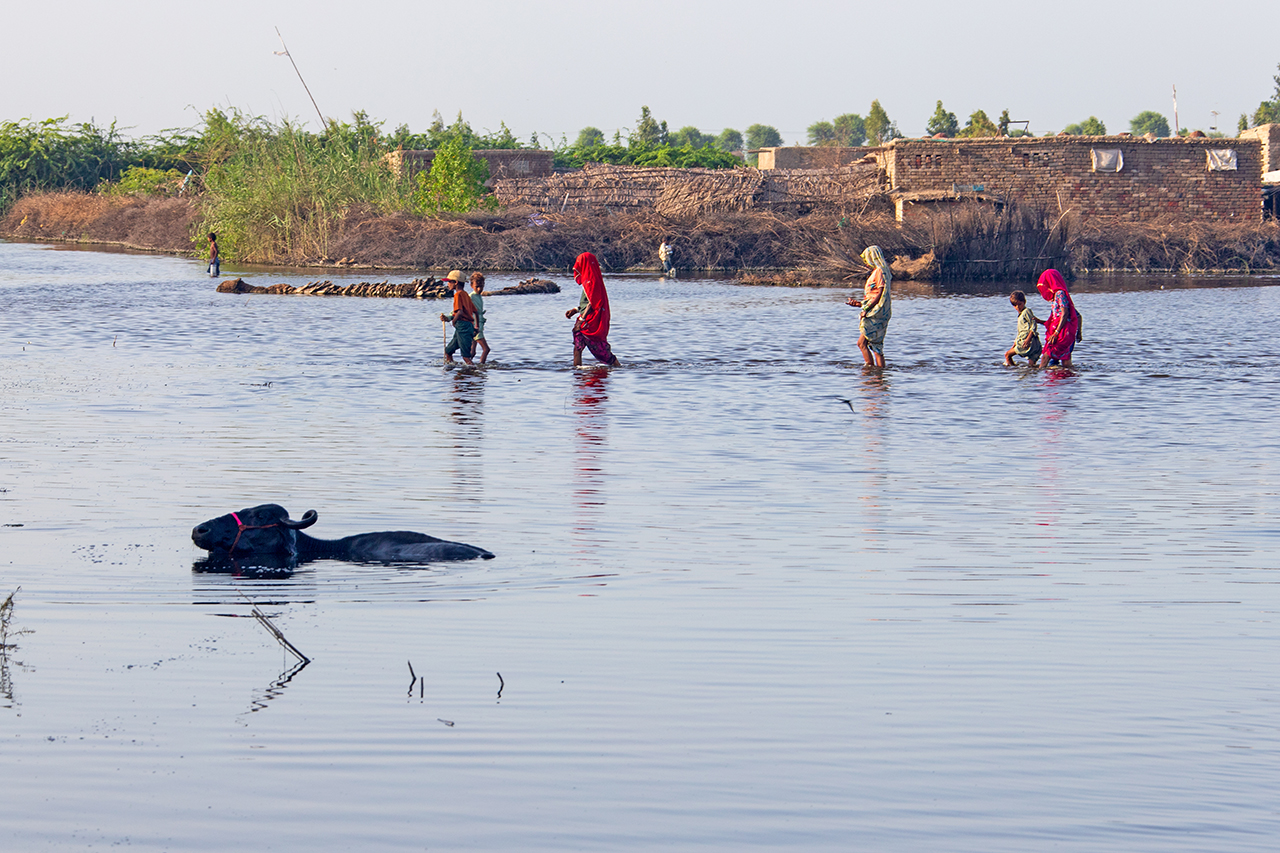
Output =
[{"x1": 0, "y1": 106, "x2": 755, "y2": 262}]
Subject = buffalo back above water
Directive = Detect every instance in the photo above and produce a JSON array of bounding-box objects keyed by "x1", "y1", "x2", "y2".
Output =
[{"x1": 191, "y1": 504, "x2": 494, "y2": 563}]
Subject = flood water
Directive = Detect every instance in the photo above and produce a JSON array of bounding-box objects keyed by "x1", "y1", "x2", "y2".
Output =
[{"x1": 2, "y1": 240, "x2": 1279, "y2": 851}]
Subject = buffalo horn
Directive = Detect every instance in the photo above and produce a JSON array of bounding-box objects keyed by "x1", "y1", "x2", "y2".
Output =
[{"x1": 281, "y1": 509, "x2": 318, "y2": 529}]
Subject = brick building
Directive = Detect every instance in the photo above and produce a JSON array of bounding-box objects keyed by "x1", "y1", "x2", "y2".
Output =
[
  {"x1": 384, "y1": 149, "x2": 554, "y2": 185},
  {"x1": 757, "y1": 146, "x2": 878, "y2": 170},
  {"x1": 878, "y1": 135, "x2": 1263, "y2": 223}
]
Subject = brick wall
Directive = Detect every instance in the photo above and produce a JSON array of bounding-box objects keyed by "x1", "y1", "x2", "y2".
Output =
[
  {"x1": 1239, "y1": 123, "x2": 1280, "y2": 175},
  {"x1": 758, "y1": 146, "x2": 879, "y2": 169},
  {"x1": 879, "y1": 136, "x2": 1263, "y2": 222},
  {"x1": 384, "y1": 149, "x2": 554, "y2": 184}
]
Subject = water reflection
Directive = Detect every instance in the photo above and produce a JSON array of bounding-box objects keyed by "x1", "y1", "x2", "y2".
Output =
[
  {"x1": 854, "y1": 370, "x2": 891, "y2": 541},
  {"x1": 192, "y1": 554, "x2": 301, "y2": 580},
  {"x1": 243, "y1": 659, "x2": 310, "y2": 717},
  {"x1": 443, "y1": 366, "x2": 487, "y2": 503},
  {"x1": 571, "y1": 368, "x2": 611, "y2": 557},
  {"x1": 1034, "y1": 371, "x2": 1077, "y2": 529}
]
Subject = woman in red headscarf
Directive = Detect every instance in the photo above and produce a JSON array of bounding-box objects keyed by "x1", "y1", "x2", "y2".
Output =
[
  {"x1": 1036, "y1": 269, "x2": 1081, "y2": 369},
  {"x1": 565, "y1": 252, "x2": 619, "y2": 367}
]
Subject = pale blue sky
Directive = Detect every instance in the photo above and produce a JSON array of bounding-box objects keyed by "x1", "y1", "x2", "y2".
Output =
[{"x1": 5, "y1": 0, "x2": 1277, "y2": 142}]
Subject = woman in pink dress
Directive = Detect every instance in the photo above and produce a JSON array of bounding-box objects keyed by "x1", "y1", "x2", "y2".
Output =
[{"x1": 1036, "y1": 269, "x2": 1080, "y2": 369}]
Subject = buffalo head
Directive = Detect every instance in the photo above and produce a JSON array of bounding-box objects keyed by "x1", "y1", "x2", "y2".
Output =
[{"x1": 192, "y1": 503, "x2": 318, "y2": 558}]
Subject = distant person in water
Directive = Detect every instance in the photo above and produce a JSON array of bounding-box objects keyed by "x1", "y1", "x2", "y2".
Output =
[
  {"x1": 470, "y1": 272, "x2": 490, "y2": 363},
  {"x1": 1004, "y1": 290, "x2": 1044, "y2": 366},
  {"x1": 1036, "y1": 269, "x2": 1081, "y2": 369},
  {"x1": 658, "y1": 237, "x2": 676, "y2": 278},
  {"x1": 565, "y1": 252, "x2": 619, "y2": 367},
  {"x1": 207, "y1": 233, "x2": 220, "y2": 278},
  {"x1": 846, "y1": 245, "x2": 892, "y2": 367},
  {"x1": 440, "y1": 270, "x2": 476, "y2": 364}
]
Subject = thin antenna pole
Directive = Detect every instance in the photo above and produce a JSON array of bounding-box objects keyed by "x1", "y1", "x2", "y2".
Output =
[
  {"x1": 275, "y1": 27, "x2": 326, "y2": 129},
  {"x1": 1172, "y1": 84, "x2": 1180, "y2": 136}
]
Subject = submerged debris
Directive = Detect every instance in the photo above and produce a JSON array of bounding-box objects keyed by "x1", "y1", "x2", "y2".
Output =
[{"x1": 216, "y1": 276, "x2": 559, "y2": 299}]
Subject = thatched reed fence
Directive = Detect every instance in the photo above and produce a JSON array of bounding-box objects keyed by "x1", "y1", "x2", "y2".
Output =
[{"x1": 493, "y1": 162, "x2": 883, "y2": 218}]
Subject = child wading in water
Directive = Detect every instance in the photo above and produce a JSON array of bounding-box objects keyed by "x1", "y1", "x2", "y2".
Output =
[
  {"x1": 470, "y1": 272, "x2": 490, "y2": 363},
  {"x1": 1004, "y1": 290, "x2": 1044, "y2": 366}
]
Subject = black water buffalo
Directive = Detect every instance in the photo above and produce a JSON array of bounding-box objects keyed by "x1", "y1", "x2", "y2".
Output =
[{"x1": 192, "y1": 504, "x2": 494, "y2": 563}]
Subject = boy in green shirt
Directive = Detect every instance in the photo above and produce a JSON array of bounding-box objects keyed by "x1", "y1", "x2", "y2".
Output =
[{"x1": 1004, "y1": 290, "x2": 1044, "y2": 366}]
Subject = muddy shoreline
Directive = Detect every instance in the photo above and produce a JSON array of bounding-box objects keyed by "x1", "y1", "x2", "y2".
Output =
[{"x1": 4, "y1": 190, "x2": 1279, "y2": 281}]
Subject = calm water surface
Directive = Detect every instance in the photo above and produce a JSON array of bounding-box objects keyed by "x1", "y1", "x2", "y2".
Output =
[{"x1": 2, "y1": 240, "x2": 1279, "y2": 851}]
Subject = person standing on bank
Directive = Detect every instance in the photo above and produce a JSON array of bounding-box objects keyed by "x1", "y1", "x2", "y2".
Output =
[
  {"x1": 846, "y1": 245, "x2": 892, "y2": 368},
  {"x1": 207, "y1": 233, "x2": 220, "y2": 278},
  {"x1": 440, "y1": 270, "x2": 477, "y2": 365},
  {"x1": 565, "y1": 251, "x2": 619, "y2": 367},
  {"x1": 470, "y1": 272, "x2": 490, "y2": 364}
]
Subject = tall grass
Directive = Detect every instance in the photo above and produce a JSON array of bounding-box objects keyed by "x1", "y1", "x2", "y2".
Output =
[{"x1": 199, "y1": 114, "x2": 410, "y2": 263}]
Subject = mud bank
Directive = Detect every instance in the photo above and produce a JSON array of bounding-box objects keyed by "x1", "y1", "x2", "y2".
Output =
[
  {"x1": 4, "y1": 191, "x2": 1279, "y2": 280},
  {"x1": 0, "y1": 192, "x2": 198, "y2": 254}
]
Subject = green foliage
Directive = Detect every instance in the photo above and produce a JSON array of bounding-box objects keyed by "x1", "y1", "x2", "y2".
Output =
[
  {"x1": 0, "y1": 116, "x2": 138, "y2": 211},
  {"x1": 833, "y1": 114, "x2": 866, "y2": 146},
  {"x1": 387, "y1": 111, "x2": 523, "y2": 151},
  {"x1": 1239, "y1": 114, "x2": 1250, "y2": 133},
  {"x1": 865, "y1": 100, "x2": 900, "y2": 145},
  {"x1": 1062, "y1": 116, "x2": 1107, "y2": 136},
  {"x1": 554, "y1": 141, "x2": 740, "y2": 170},
  {"x1": 745, "y1": 124, "x2": 783, "y2": 150},
  {"x1": 715, "y1": 128, "x2": 743, "y2": 153},
  {"x1": 412, "y1": 134, "x2": 493, "y2": 215},
  {"x1": 807, "y1": 121, "x2": 836, "y2": 145},
  {"x1": 957, "y1": 109, "x2": 1000, "y2": 138},
  {"x1": 630, "y1": 106, "x2": 668, "y2": 147},
  {"x1": 1245, "y1": 62, "x2": 1280, "y2": 128},
  {"x1": 925, "y1": 101, "x2": 958, "y2": 137},
  {"x1": 808, "y1": 114, "x2": 866, "y2": 147},
  {"x1": 669, "y1": 126, "x2": 715, "y2": 148},
  {"x1": 1129, "y1": 111, "x2": 1171, "y2": 137},
  {"x1": 199, "y1": 111, "x2": 407, "y2": 263},
  {"x1": 102, "y1": 165, "x2": 186, "y2": 196},
  {"x1": 575, "y1": 127, "x2": 605, "y2": 148}
]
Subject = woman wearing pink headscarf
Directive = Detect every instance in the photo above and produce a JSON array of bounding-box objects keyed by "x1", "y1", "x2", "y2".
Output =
[
  {"x1": 1036, "y1": 269, "x2": 1080, "y2": 369},
  {"x1": 565, "y1": 252, "x2": 620, "y2": 367}
]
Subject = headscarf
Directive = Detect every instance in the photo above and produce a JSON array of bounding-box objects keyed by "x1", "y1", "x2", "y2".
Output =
[
  {"x1": 573, "y1": 252, "x2": 610, "y2": 338},
  {"x1": 859, "y1": 245, "x2": 892, "y2": 321},
  {"x1": 1036, "y1": 268, "x2": 1068, "y2": 302},
  {"x1": 1036, "y1": 269, "x2": 1078, "y2": 349},
  {"x1": 860, "y1": 245, "x2": 891, "y2": 285}
]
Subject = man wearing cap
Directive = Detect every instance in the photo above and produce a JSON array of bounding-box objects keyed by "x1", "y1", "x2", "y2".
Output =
[{"x1": 439, "y1": 270, "x2": 477, "y2": 364}]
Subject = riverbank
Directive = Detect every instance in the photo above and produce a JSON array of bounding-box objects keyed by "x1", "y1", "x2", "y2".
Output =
[{"x1": 4, "y1": 190, "x2": 1279, "y2": 280}]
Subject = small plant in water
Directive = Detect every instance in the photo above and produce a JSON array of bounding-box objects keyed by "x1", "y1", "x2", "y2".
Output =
[{"x1": 1, "y1": 588, "x2": 32, "y2": 651}]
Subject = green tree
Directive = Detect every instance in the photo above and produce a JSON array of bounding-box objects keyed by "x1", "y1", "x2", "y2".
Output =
[
  {"x1": 387, "y1": 112, "x2": 523, "y2": 151},
  {"x1": 412, "y1": 133, "x2": 492, "y2": 215},
  {"x1": 807, "y1": 121, "x2": 837, "y2": 146},
  {"x1": 745, "y1": 124, "x2": 783, "y2": 149},
  {"x1": 669, "y1": 126, "x2": 714, "y2": 148},
  {"x1": 1238, "y1": 114, "x2": 1250, "y2": 133},
  {"x1": 865, "y1": 100, "x2": 899, "y2": 145},
  {"x1": 574, "y1": 127, "x2": 605, "y2": 148},
  {"x1": 630, "y1": 106, "x2": 668, "y2": 147},
  {"x1": 832, "y1": 113, "x2": 867, "y2": 146},
  {"x1": 1249, "y1": 63, "x2": 1280, "y2": 127},
  {"x1": 958, "y1": 109, "x2": 1000, "y2": 138},
  {"x1": 716, "y1": 128, "x2": 744, "y2": 153},
  {"x1": 925, "y1": 101, "x2": 958, "y2": 137},
  {"x1": 1062, "y1": 116, "x2": 1107, "y2": 135},
  {"x1": 1130, "y1": 111, "x2": 1171, "y2": 137}
]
